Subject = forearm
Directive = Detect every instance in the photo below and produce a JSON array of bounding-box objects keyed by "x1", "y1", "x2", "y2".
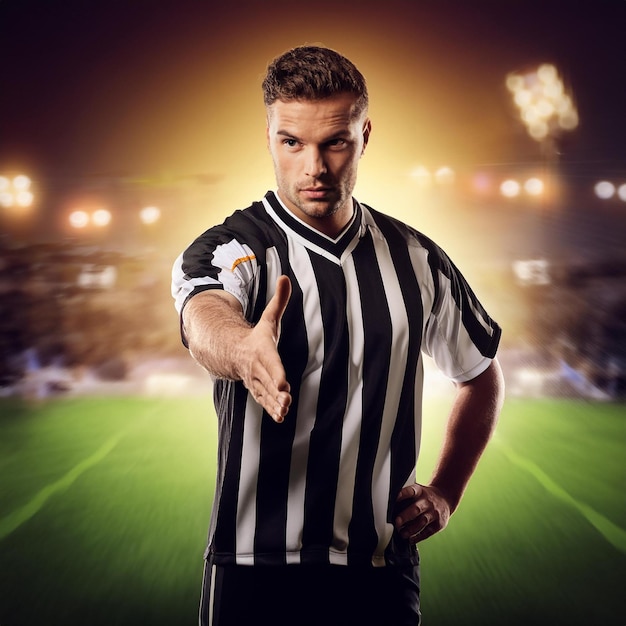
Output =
[
  {"x1": 429, "y1": 359, "x2": 505, "y2": 513},
  {"x1": 182, "y1": 290, "x2": 252, "y2": 380},
  {"x1": 181, "y1": 279, "x2": 292, "y2": 422}
]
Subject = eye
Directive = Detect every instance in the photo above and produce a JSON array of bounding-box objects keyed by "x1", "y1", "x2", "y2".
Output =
[
  {"x1": 327, "y1": 138, "x2": 347, "y2": 149},
  {"x1": 283, "y1": 138, "x2": 299, "y2": 148}
]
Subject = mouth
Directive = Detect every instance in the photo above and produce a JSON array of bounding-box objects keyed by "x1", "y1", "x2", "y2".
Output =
[{"x1": 300, "y1": 187, "x2": 332, "y2": 199}]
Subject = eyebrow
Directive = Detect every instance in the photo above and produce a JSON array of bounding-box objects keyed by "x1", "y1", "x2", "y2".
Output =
[
  {"x1": 276, "y1": 129, "x2": 350, "y2": 143},
  {"x1": 276, "y1": 130, "x2": 300, "y2": 140}
]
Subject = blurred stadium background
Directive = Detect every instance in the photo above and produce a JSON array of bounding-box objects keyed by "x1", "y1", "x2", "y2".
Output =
[{"x1": 1, "y1": 1, "x2": 625, "y2": 624}]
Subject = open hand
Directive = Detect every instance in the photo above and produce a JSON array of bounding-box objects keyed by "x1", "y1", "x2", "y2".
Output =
[{"x1": 239, "y1": 275, "x2": 292, "y2": 422}]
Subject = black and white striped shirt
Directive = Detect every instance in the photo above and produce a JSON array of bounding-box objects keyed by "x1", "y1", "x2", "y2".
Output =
[{"x1": 172, "y1": 190, "x2": 501, "y2": 568}]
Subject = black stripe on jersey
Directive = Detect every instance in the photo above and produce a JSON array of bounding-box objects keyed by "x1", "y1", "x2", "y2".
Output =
[
  {"x1": 211, "y1": 380, "x2": 249, "y2": 561},
  {"x1": 371, "y1": 215, "x2": 424, "y2": 534},
  {"x1": 412, "y1": 227, "x2": 501, "y2": 359},
  {"x1": 447, "y1": 256, "x2": 501, "y2": 358},
  {"x1": 348, "y1": 230, "x2": 392, "y2": 565},
  {"x1": 301, "y1": 253, "x2": 349, "y2": 563},
  {"x1": 179, "y1": 203, "x2": 274, "y2": 321},
  {"x1": 254, "y1": 415, "x2": 296, "y2": 564},
  {"x1": 254, "y1": 256, "x2": 310, "y2": 564}
]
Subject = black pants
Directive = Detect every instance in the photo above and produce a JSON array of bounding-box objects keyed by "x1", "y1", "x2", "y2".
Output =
[{"x1": 199, "y1": 558, "x2": 421, "y2": 626}]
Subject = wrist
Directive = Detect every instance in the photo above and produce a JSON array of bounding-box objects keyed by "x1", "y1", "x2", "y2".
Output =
[{"x1": 428, "y1": 479, "x2": 462, "y2": 515}]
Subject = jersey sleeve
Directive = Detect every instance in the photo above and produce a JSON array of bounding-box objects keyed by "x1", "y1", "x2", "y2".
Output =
[
  {"x1": 171, "y1": 217, "x2": 259, "y2": 345},
  {"x1": 422, "y1": 244, "x2": 501, "y2": 383}
]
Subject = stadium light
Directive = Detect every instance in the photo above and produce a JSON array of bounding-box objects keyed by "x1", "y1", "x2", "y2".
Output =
[
  {"x1": 500, "y1": 179, "x2": 521, "y2": 198},
  {"x1": 411, "y1": 165, "x2": 456, "y2": 189},
  {"x1": 139, "y1": 205, "x2": 161, "y2": 225},
  {"x1": 69, "y1": 208, "x2": 112, "y2": 229},
  {"x1": 434, "y1": 166, "x2": 455, "y2": 185},
  {"x1": 69, "y1": 210, "x2": 90, "y2": 229},
  {"x1": 594, "y1": 180, "x2": 626, "y2": 202},
  {"x1": 594, "y1": 181, "x2": 615, "y2": 200},
  {"x1": 410, "y1": 165, "x2": 432, "y2": 189},
  {"x1": 506, "y1": 63, "x2": 578, "y2": 154},
  {"x1": 0, "y1": 173, "x2": 34, "y2": 210},
  {"x1": 92, "y1": 209, "x2": 112, "y2": 227},
  {"x1": 524, "y1": 177, "x2": 544, "y2": 196}
]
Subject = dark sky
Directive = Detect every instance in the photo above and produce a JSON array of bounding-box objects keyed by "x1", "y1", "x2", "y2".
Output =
[
  {"x1": 1, "y1": 0, "x2": 625, "y2": 249},
  {"x1": 2, "y1": 0, "x2": 625, "y2": 176}
]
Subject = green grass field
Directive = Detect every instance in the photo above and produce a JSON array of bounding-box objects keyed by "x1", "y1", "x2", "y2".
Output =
[{"x1": 0, "y1": 394, "x2": 624, "y2": 625}]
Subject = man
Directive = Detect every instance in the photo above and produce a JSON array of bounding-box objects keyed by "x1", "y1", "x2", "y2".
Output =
[{"x1": 172, "y1": 45, "x2": 504, "y2": 626}]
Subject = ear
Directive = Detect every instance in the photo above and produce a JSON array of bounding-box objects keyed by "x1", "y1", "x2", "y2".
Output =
[
  {"x1": 265, "y1": 107, "x2": 272, "y2": 149},
  {"x1": 361, "y1": 118, "x2": 372, "y2": 155}
]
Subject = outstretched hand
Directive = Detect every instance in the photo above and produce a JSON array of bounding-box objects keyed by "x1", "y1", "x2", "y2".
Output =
[
  {"x1": 394, "y1": 483, "x2": 452, "y2": 543},
  {"x1": 239, "y1": 275, "x2": 292, "y2": 422}
]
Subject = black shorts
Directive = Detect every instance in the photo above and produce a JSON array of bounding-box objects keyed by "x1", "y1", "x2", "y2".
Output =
[{"x1": 199, "y1": 556, "x2": 421, "y2": 626}]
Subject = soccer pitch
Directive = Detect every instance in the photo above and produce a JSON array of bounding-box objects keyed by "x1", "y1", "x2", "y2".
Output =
[{"x1": 0, "y1": 394, "x2": 624, "y2": 625}]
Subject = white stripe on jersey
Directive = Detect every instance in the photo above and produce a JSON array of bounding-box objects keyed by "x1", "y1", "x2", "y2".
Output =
[
  {"x1": 171, "y1": 240, "x2": 258, "y2": 315},
  {"x1": 369, "y1": 233, "x2": 412, "y2": 563},
  {"x1": 331, "y1": 254, "x2": 363, "y2": 563},
  {"x1": 426, "y1": 272, "x2": 488, "y2": 382},
  {"x1": 235, "y1": 246, "x2": 282, "y2": 565},
  {"x1": 235, "y1": 396, "x2": 264, "y2": 565},
  {"x1": 284, "y1": 237, "x2": 322, "y2": 564}
]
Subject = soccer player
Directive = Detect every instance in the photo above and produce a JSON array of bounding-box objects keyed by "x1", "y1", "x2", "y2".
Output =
[{"x1": 172, "y1": 45, "x2": 504, "y2": 626}]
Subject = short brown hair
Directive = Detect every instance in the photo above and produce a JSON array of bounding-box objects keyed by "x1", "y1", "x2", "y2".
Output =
[{"x1": 262, "y1": 45, "x2": 368, "y2": 118}]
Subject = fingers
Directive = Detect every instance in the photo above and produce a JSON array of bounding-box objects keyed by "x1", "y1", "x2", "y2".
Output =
[
  {"x1": 394, "y1": 483, "x2": 450, "y2": 544},
  {"x1": 244, "y1": 276, "x2": 293, "y2": 423},
  {"x1": 262, "y1": 275, "x2": 292, "y2": 333},
  {"x1": 247, "y1": 365, "x2": 292, "y2": 423},
  {"x1": 243, "y1": 346, "x2": 292, "y2": 422}
]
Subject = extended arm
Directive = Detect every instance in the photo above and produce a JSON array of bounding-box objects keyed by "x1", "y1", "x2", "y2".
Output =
[
  {"x1": 182, "y1": 275, "x2": 293, "y2": 423},
  {"x1": 395, "y1": 358, "x2": 505, "y2": 542}
]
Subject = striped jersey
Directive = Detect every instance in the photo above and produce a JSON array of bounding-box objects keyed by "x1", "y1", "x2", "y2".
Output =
[{"x1": 172, "y1": 190, "x2": 501, "y2": 568}]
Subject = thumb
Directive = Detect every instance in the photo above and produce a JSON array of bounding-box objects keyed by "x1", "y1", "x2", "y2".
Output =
[{"x1": 261, "y1": 275, "x2": 292, "y2": 333}]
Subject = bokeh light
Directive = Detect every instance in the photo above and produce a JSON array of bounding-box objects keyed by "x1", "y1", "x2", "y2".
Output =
[
  {"x1": 594, "y1": 181, "x2": 615, "y2": 199},
  {"x1": 13, "y1": 175, "x2": 31, "y2": 191},
  {"x1": 140, "y1": 205, "x2": 161, "y2": 225},
  {"x1": 506, "y1": 63, "x2": 578, "y2": 143},
  {"x1": 524, "y1": 177, "x2": 544, "y2": 196},
  {"x1": 0, "y1": 173, "x2": 35, "y2": 209},
  {"x1": 434, "y1": 166, "x2": 455, "y2": 185},
  {"x1": 410, "y1": 165, "x2": 432, "y2": 189},
  {"x1": 500, "y1": 179, "x2": 521, "y2": 198},
  {"x1": 69, "y1": 210, "x2": 90, "y2": 229},
  {"x1": 92, "y1": 208, "x2": 112, "y2": 227}
]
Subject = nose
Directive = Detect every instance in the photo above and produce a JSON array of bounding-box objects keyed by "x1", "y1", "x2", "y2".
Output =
[{"x1": 304, "y1": 147, "x2": 327, "y2": 178}]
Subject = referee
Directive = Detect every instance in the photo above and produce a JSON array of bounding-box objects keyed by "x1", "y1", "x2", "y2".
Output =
[{"x1": 172, "y1": 45, "x2": 504, "y2": 626}]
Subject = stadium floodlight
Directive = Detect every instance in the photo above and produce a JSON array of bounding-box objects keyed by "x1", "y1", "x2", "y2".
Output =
[
  {"x1": 0, "y1": 173, "x2": 35, "y2": 209},
  {"x1": 411, "y1": 165, "x2": 432, "y2": 189},
  {"x1": 140, "y1": 205, "x2": 161, "y2": 225},
  {"x1": 434, "y1": 166, "x2": 455, "y2": 185},
  {"x1": 500, "y1": 179, "x2": 521, "y2": 198},
  {"x1": 12, "y1": 175, "x2": 31, "y2": 191},
  {"x1": 524, "y1": 178, "x2": 544, "y2": 196},
  {"x1": 92, "y1": 208, "x2": 112, "y2": 227},
  {"x1": 69, "y1": 208, "x2": 112, "y2": 229},
  {"x1": 506, "y1": 63, "x2": 578, "y2": 150},
  {"x1": 69, "y1": 210, "x2": 90, "y2": 229},
  {"x1": 594, "y1": 181, "x2": 615, "y2": 200}
]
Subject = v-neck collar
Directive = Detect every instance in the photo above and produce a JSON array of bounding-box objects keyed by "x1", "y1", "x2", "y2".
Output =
[{"x1": 262, "y1": 190, "x2": 364, "y2": 261}]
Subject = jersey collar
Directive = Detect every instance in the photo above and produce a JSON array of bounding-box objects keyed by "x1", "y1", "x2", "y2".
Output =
[{"x1": 263, "y1": 190, "x2": 364, "y2": 261}]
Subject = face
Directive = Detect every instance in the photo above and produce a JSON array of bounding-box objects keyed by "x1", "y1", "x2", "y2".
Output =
[{"x1": 266, "y1": 93, "x2": 371, "y2": 237}]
